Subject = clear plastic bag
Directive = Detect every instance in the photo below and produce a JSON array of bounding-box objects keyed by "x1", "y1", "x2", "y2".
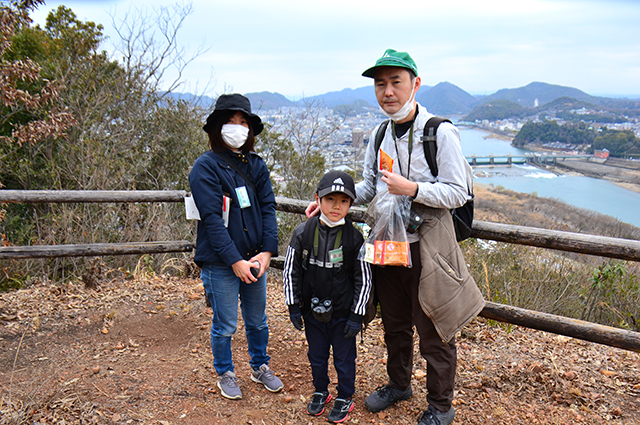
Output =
[{"x1": 358, "y1": 192, "x2": 413, "y2": 268}]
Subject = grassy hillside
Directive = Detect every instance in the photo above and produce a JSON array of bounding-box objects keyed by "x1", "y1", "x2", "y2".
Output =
[{"x1": 469, "y1": 183, "x2": 640, "y2": 331}]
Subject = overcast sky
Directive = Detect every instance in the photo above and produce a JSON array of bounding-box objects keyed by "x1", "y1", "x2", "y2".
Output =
[{"x1": 30, "y1": 0, "x2": 640, "y2": 100}]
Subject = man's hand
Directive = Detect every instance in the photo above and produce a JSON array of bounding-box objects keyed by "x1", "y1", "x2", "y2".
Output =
[
  {"x1": 305, "y1": 201, "x2": 320, "y2": 218},
  {"x1": 380, "y1": 170, "x2": 418, "y2": 197}
]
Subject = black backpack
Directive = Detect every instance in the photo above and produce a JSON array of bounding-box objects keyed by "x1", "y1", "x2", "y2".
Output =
[
  {"x1": 300, "y1": 217, "x2": 377, "y2": 331},
  {"x1": 299, "y1": 216, "x2": 356, "y2": 300},
  {"x1": 373, "y1": 117, "x2": 474, "y2": 242}
]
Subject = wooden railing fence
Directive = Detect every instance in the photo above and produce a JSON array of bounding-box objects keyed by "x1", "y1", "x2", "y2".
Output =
[{"x1": 1, "y1": 190, "x2": 639, "y2": 353}]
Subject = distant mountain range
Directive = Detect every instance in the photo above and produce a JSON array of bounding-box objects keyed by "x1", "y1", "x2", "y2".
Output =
[
  {"x1": 169, "y1": 82, "x2": 640, "y2": 119},
  {"x1": 416, "y1": 82, "x2": 477, "y2": 116}
]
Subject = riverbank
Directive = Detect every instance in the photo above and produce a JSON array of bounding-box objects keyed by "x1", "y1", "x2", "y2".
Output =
[
  {"x1": 538, "y1": 159, "x2": 640, "y2": 194},
  {"x1": 471, "y1": 126, "x2": 515, "y2": 142},
  {"x1": 477, "y1": 128, "x2": 640, "y2": 194}
]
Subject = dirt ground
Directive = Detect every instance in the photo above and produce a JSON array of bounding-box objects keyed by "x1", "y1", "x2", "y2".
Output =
[{"x1": 1, "y1": 270, "x2": 639, "y2": 425}]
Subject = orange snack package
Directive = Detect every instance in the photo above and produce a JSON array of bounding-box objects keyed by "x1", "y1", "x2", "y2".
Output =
[
  {"x1": 373, "y1": 240, "x2": 410, "y2": 267},
  {"x1": 379, "y1": 149, "x2": 394, "y2": 172}
]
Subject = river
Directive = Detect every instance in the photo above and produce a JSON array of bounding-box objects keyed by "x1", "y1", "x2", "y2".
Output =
[{"x1": 459, "y1": 127, "x2": 640, "y2": 228}]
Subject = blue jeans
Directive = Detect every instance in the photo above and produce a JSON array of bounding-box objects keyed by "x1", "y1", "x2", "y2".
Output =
[{"x1": 201, "y1": 262, "x2": 270, "y2": 375}]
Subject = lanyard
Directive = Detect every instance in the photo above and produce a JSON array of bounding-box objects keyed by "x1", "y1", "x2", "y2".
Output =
[
  {"x1": 391, "y1": 121, "x2": 414, "y2": 181},
  {"x1": 313, "y1": 225, "x2": 342, "y2": 258}
]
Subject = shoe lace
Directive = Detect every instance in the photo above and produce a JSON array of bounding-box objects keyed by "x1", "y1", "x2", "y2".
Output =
[
  {"x1": 221, "y1": 374, "x2": 238, "y2": 388},
  {"x1": 334, "y1": 398, "x2": 351, "y2": 411},
  {"x1": 418, "y1": 407, "x2": 441, "y2": 425},
  {"x1": 260, "y1": 367, "x2": 275, "y2": 381},
  {"x1": 375, "y1": 385, "x2": 393, "y2": 400}
]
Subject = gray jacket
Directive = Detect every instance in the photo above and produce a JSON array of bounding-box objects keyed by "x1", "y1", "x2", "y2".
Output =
[{"x1": 414, "y1": 204, "x2": 485, "y2": 343}]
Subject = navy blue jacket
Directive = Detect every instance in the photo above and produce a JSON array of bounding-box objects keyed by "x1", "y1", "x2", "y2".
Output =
[{"x1": 189, "y1": 150, "x2": 278, "y2": 268}]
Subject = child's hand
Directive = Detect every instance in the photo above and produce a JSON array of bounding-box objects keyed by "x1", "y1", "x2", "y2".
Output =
[
  {"x1": 290, "y1": 311, "x2": 304, "y2": 331},
  {"x1": 343, "y1": 319, "x2": 361, "y2": 339}
]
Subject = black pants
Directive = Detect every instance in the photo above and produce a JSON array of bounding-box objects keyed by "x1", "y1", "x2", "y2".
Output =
[
  {"x1": 375, "y1": 242, "x2": 457, "y2": 413},
  {"x1": 304, "y1": 314, "x2": 357, "y2": 399}
]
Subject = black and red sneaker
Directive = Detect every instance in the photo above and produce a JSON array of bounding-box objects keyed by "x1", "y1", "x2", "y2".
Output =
[
  {"x1": 307, "y1": 390, "x2": 332, "y2": 416},
  {"x1": 327, "y1": 397, "x2": 354, "y2": 423}
]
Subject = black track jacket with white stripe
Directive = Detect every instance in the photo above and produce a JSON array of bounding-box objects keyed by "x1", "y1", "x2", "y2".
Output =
[{"x1": 283, "y1": 218, "x2": 372, "y2": 322}]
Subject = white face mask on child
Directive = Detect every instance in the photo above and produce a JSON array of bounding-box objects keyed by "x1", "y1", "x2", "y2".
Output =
[
  {"x1": 320, "y1": 211, "x2": 345, "y2": 228},
  {"x1": 221, "y1": 124, "x2": 249, "y2": 149}
]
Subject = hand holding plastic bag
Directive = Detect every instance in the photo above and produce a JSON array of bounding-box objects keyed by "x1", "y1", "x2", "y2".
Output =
[{"x1": 358, "y1": 192, "x2": 412, "y2": 268}]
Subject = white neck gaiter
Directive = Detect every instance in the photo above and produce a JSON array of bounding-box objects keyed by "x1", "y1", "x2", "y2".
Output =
[
  {"x1": 221, "y1": 124, "x2": 249, "y2": 149},
  {"x1": 379, "y1": 82, "x2": 416, "y2": 122},
  {"x1": 320, "y1": 211, "x2": 345, "y2": 228}
]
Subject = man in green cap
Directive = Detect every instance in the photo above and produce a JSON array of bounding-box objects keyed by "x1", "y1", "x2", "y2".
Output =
[{"x1": 355, "y1": 49, "x2": 482, "y2": 425}]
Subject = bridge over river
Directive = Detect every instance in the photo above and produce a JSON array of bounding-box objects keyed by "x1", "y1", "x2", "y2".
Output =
[{"x1": 467, "y1": 153, "x2": 592, "y2": 166}]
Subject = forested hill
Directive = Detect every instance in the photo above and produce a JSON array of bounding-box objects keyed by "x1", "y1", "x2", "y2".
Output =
[
  {"x1": 512, "y1": 121, "x2": 640, "y2": 157},
  {"x1": 483, "y1": 81, "x2": 598, "y2": 106},
  {"x1": 464, "y1": 95, "x2": 636, "y2": 123}
]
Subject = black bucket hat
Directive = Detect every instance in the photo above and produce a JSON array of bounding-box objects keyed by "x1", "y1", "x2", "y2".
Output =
[{"x1": 203, "y1": 93, "x2": 264, "y2": 136}]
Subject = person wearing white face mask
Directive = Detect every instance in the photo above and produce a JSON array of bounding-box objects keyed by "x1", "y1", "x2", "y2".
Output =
[
  {"x1": 306, "y1": 49, "x2": 482, "y2": 425},
  {"x1": 189, "y1": 93, "x2": 283, "y2": 400},
  {"x1": 220, "y1": 122, "x2": 250, "y2": 149},
  {"x1": 283, "y1": 170, "x2": 372, "y2": 423}
]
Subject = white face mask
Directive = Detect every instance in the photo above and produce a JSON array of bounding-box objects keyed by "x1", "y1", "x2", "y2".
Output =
[
  {"x1": 379, "y1": 81, "x2": 416, "y2": 122},
  {"x1": 320, "y1": 211, "x2": 345, "y2": 228},
  {"x1": 221, "y1": 124, "x2": 249, "y2": 149}
]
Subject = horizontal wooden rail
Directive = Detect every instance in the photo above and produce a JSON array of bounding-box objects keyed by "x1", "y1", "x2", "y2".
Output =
[
  {"x1": 2, "y1": 190, "x2": 639, "y2": 352},
  {"x1": 0, "y1": 190, "x2": 187, "y2": 203},
  {"x1": 268, "y1": 256, "x2": 640, "y2": 353},
  {"x1": 471, "y1": 221, "x2": 640, "y2": 262},
  {"x1": 3, "y1": 192, "x2": 640, "y2": 262},
  {"x1": 481, "y1": 301, "x2": 640, "y2": 353},
  {"x1": 275, "y1": 197, "x2": 640, "y2": 262},
  {"x1": 0, "y1": 241, "x2": 193, "y2": 259}
]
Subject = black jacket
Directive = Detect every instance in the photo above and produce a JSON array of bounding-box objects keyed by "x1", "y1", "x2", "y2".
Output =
[{"x1": 283, "y1": 217, "x2": 372, "y2": 322}]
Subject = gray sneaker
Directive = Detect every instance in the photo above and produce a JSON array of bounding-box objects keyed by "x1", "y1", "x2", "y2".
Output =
[
  {"x1": 364, "y1": 384, "x2": 412, "y2": 412},
  {"x1": 417, "y1": 405, "x2": 455, "y2": 425},
  {"x1": 251, "y1": 364, "x2": 283, "y2": 392},
  {"x1": 218, "y1": 371, "x2": 242, "y2": 400}
]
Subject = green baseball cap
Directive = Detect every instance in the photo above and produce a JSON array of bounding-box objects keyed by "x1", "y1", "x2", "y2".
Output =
[{"x1": 362, "y1": 49, "x2": 418, "y2": 78}]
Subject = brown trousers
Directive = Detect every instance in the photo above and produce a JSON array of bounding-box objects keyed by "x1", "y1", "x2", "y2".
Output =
[{"x1": 375, "y1": 242, "x2": 457, "y2": 412}]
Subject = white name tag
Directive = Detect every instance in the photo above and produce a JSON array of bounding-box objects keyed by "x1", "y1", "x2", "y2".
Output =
[
  {"x1": 185, "y1": 195, "x2": 200, "y2": 220},
  {"x1": 235, "y1": 186, "x2": 251, "y2": 208},
  {"x1": 363, "y1": 243, "x2": 375, "y2": 264}
]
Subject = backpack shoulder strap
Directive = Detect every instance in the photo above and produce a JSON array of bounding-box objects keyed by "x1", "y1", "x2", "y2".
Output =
[
  {"x1": 421, "y1": 117, "x2": 452, "y2": 178},
  {"x1": 372, "y1": 120, "x2": 390, "y2": 174},
  {"x1": 300, "y1": 216, "x2": 319, "y2": 270}
]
